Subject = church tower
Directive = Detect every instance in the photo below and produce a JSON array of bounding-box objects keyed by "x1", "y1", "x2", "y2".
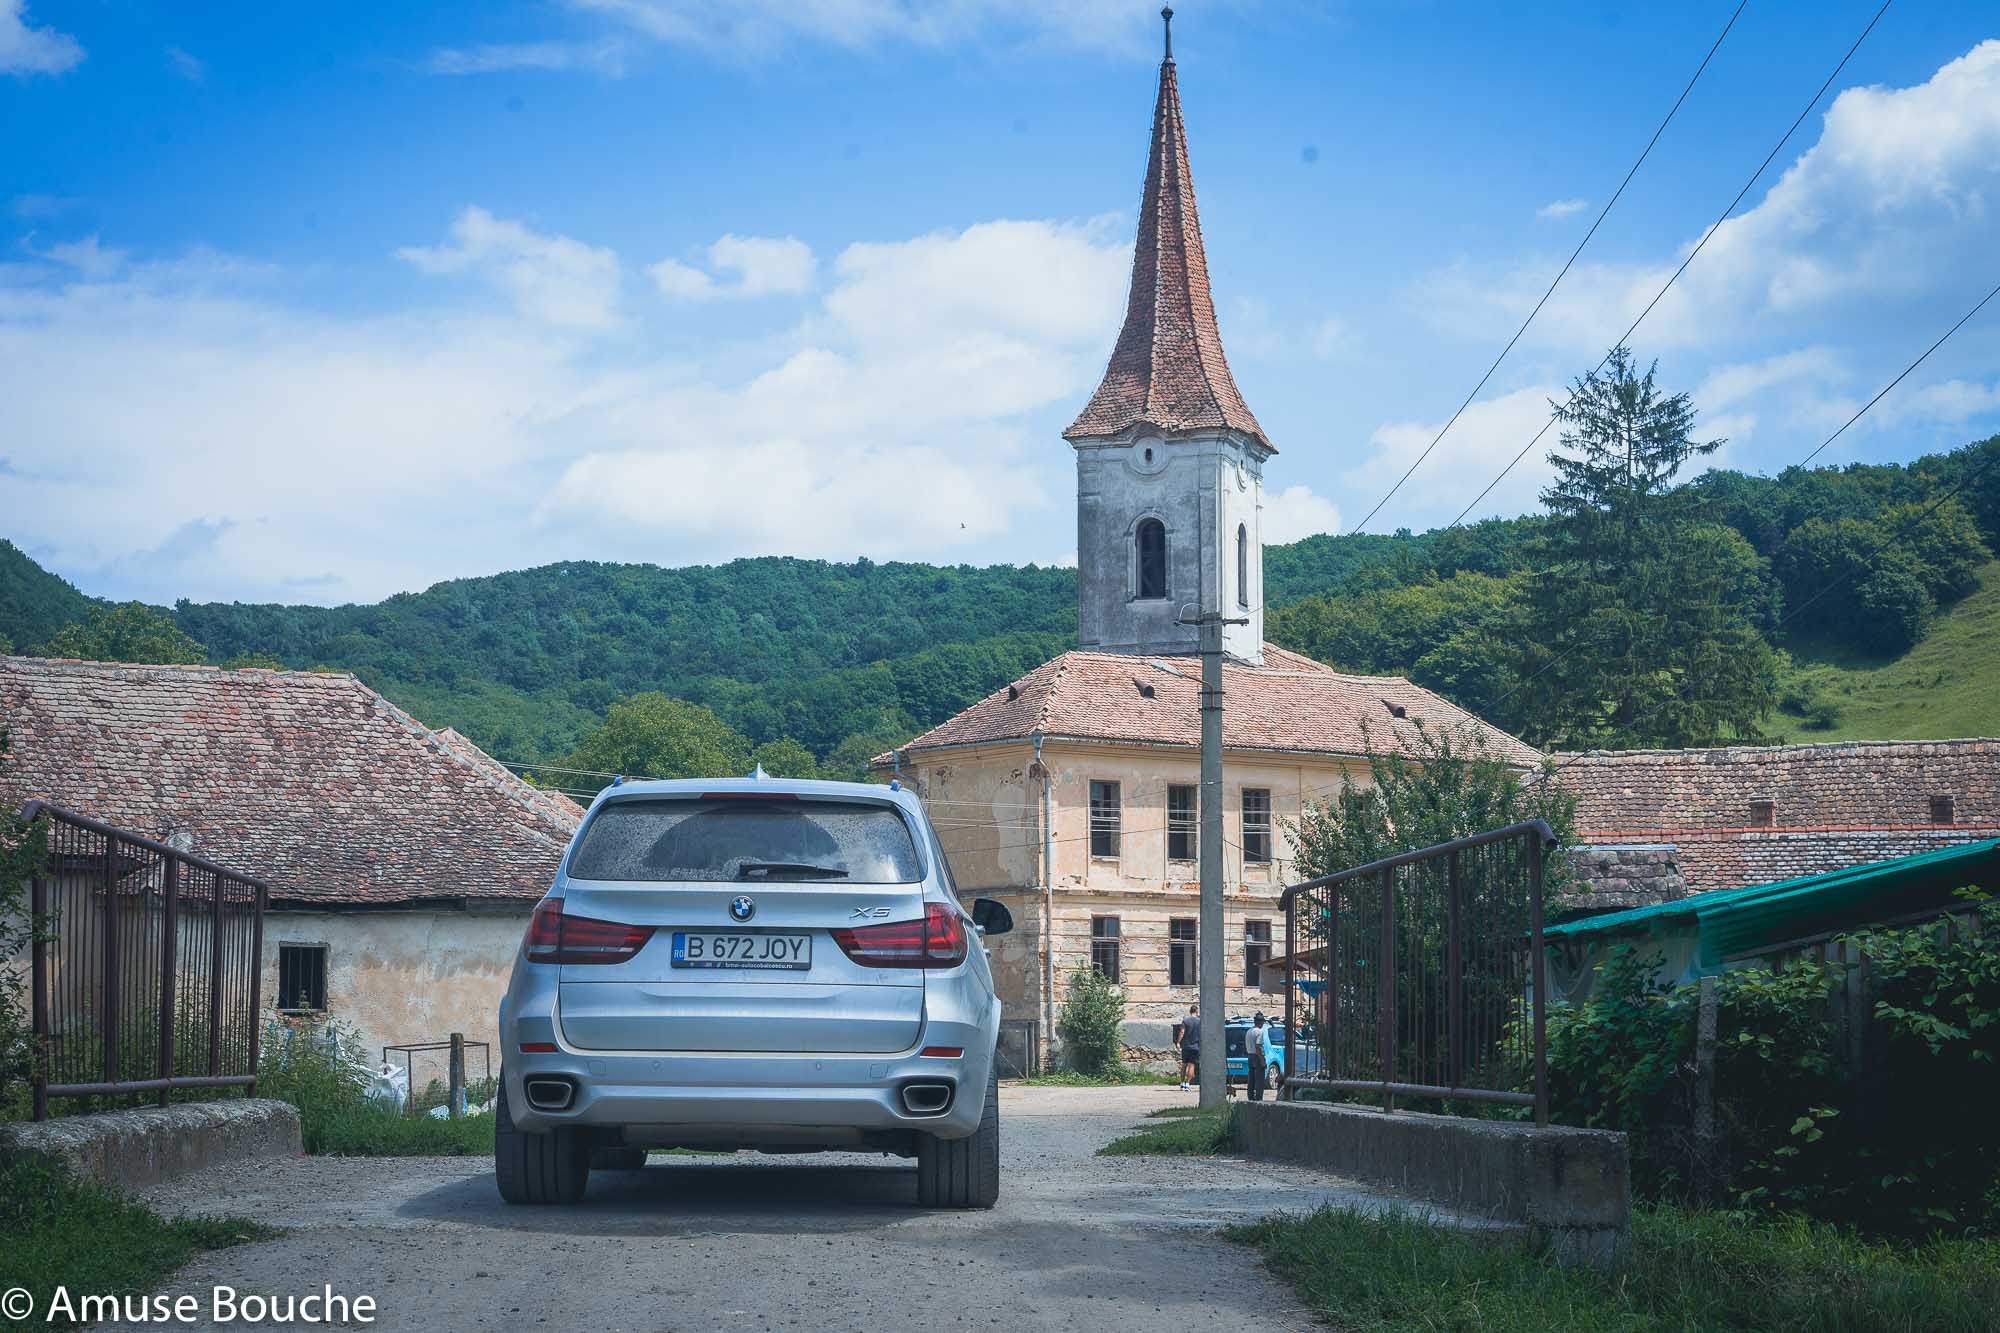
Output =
[{"x1": 1066, "y1": 6, "x2": 1274, "y2": 665}]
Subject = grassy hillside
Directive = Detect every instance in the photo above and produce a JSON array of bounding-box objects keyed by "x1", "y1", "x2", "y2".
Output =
[{"x1": 1776, "y1": 559, "x2": 2000, "y2": 744}]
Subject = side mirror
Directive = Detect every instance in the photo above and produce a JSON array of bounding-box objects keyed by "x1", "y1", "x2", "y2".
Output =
[{"x1": 970, "y1": 898, "x2": 1014, "y2": 937}]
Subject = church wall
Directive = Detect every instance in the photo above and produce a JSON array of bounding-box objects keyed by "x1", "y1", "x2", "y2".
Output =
[{"x1": 905, "y1": 737, "x2": 1371, "y2": 1061}]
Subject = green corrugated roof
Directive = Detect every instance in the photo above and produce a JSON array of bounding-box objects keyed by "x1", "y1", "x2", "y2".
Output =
[{"x1": 1546, "y1": 839, "x2": 1999, "y2": 966}]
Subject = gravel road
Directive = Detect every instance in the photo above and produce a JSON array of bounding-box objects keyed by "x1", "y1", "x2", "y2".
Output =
[{"x1": 119, "y1": 1085, "x2": 1387, "y2": 1332}]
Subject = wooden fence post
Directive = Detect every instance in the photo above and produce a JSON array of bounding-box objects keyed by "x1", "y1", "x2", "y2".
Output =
[
  {"x1": 1694, "y1": 975, "x2": 1719, "y2": 1204},
  {"x1": 448, "y1": 1033, "x2": 466, "y2": 1119}
]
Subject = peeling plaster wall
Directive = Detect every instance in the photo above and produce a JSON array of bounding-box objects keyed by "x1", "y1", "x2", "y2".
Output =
[{"x1": 262, "y1": 908, "x2": 529, "y2": 1072}]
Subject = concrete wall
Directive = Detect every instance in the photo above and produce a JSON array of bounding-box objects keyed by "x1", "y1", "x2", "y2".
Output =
[
  {"x1": 1074, "y1": 428, "x2": 1267, "y2": 662},
  {"x1": 1238, "y1": 1100, "x2": 1630, "y2": 1265},
  {"x1": 262, "y1": 906, "x2": 529, "y2": 1072},
  {"x1": 0, "y1": 1099, "x2": 301, "y2": 1190},
  {"x1": 911, "y1": 738, "x2": 1369, "y2": 1050}
]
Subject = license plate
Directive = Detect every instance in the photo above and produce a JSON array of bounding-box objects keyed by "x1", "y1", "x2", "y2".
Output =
[{"x1": 672, "y1": 932, "x2": 811, "y2": 971}]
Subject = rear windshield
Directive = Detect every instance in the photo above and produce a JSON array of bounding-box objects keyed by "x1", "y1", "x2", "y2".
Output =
[{"x1": 567, "y1": 798, "x2": 924, "y2": 884}]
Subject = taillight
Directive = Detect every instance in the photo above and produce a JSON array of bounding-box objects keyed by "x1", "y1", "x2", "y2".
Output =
[
  {"x1": 522, "y1": 897, "x2": 655, "y2": 965},
  {"x1": 833, "y1": 903, "x2": 967, "y2": 968}
]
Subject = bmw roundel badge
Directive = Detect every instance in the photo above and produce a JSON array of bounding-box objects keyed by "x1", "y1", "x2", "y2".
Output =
[{"x1": 729, "y1": 895, "x2": 756, "y2": 922}]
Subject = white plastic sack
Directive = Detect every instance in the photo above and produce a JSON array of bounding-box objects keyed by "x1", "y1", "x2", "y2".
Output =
[{"x1": 364, "y1": 1063, "x2": 408, "y2": 1110}]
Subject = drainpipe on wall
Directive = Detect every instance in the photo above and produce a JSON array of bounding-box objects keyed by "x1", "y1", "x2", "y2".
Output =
[{"x1": 1034, "y1": 731, "x2": 1055, "y2": 1071}]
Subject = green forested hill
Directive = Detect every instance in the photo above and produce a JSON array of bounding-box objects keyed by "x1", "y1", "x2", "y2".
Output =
[
  {"x1": 0, "y1": 539, "x2": 91, "y2": 655},
  {"x1": 4, "y1": 434, "x2": 1995, "y2": 769}
]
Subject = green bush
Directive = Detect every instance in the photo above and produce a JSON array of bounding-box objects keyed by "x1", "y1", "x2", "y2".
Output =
[
  {"x1": 1546, "y1": 900, "x2": 2000, "y2": 1236},
  {"x1": 1055, "y1": 963, "x2": 1125, "y2": 1078},
  {"x1": 257, "y1": 1019, "x2": 493, "y2": 1157}
]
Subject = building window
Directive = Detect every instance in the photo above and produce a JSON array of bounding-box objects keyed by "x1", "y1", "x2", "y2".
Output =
[
  {"x1": 1136, "y1": 518, "x2": 1167, "y2": 600},
  {"x1": 1931, "y1": 793, "x2": 1956, "y2": 825},
  {"x1": 1167, "y1": 783, "x2": 1198, "y2": 861},
  {"x1": 277, "y1": 944, "x2": 328, "y2": 1013},
  {"x1": 1089, "y1": 780, "x2": 1122, "y2": 857},
  {"x1": 1242, "y1": 788, "x2": 1273, "y2": 864},
  {"x1": 1236, "y1": 524, "x2": 1249, "y2": 608},
  {"x1": 1243, "y1": 919, "x2": 1272, "y2": 986},
  {"x1": 1749, "y1": 797, "x2": 1775, "y2": 828},
  {"x1": 1091, "y1": 916, "x2": 1121, "y2": 981},
  {"x1": 1169, "y1": 917, "x2": 1198, "y2": 987}
]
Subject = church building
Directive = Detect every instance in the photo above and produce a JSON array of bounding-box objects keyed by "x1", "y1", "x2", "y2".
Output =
[{"x1": 876, "y1": 18, "x2": 1537, "y2": 1063}]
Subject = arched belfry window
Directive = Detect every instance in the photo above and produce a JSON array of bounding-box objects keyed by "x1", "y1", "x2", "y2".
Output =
[
  {"x1": 1136, "y1": 519, "x2": 1167, "y2": 600},
  {"x1": 1236, "y1": 524, "x2": 1249, "y2": 607}
]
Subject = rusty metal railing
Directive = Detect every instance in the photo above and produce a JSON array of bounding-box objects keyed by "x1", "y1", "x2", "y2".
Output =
[
  {"x1": 21, "y1": 801, "x2": 268, "y2": 1120},
  {"x1": 1278, "y1": 820, "x2": 1555, "y2": 1125}
]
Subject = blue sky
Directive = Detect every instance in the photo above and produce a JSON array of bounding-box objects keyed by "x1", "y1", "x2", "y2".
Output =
[{"x1": 4, "y1": 1, "x2": 1998, "y2": 606}]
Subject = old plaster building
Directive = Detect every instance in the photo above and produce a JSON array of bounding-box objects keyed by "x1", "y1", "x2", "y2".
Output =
[
  {"x1": 1, "y1": 655, "x2": 579, "y2": 1066},
  {"x1": 877, "y1": 32, "x2": 1538, "y2": 1056}
]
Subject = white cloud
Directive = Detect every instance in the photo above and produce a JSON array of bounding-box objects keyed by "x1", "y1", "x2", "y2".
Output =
[
  {"x1": 1262, "y1": 485, "x2": 1341, "y2": 544},
  {"x1": 1343, "y1": 385, "x2": 1562, "y2": 532},
  {"x1": 31, "y1": 234, "x2": 130, "y2": 280},
  {"x1": 1424, "y1": 42, "x2": 2000, "y2": 357},
  {"x1": 165, "y1": 45, "x2": 205, "y2": 82},
  {"x1": 568, "y1": 0, "x2": 1174, "y2": 58},
  {"x1": 649, "y1": 234, "x2": 815, "y2": 302},
  {"x1": 396, "y1": 206, "x2": 622, "y2": 330},
  {"x1": 427, "y1": 39, "x2": 629, "y2": 76},
  {"x1": 0, "y1": 0, "x2": 82, "y2": 75},
  {"x1": 1536, "y1": 198, "x2": 1588, "y2": 221},
  {"x1": 0, "y1": 214, "x2": 1131, "y2": 603},
  {"x1": 1695, "y1": 347, "x2": 1844, "y2": 411}
]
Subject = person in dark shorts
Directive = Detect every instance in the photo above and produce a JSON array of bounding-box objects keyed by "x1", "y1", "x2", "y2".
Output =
[
  {"x1": 1174, "y1": 1004, "x2": 1200, "y2": 1090},
  {"x1": 1246, "y1": 1012, "x2": 1271, "y2": 1101}
]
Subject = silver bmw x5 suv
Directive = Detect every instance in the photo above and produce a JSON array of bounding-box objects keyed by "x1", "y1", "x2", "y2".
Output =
[{"x1": 495, "y1": 775, "x2": 1010, "y2": 1208}]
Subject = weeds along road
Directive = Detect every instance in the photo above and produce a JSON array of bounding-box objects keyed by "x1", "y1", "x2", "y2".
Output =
[{"x1": 115, "y1": 1085, "x2": 1386, "y2": 1332}]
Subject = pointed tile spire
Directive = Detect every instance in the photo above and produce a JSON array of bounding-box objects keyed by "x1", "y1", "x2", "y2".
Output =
[{"x1": 1065, "y1": 18, "x2": 1270, "y2": 449}]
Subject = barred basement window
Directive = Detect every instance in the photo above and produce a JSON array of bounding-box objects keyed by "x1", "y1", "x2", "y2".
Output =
[
  {"x1": 1090, "y1": 916, "x2": 1121, "y2": 982},
  {"x1": 1242, "y1": 788, "x2": 1273, "y2": 864},
  {"x1": 1167, "y1": 784, "x2": 1198, "y2": 861},
  {"x1": 1089, "y1": 780, "x2": 1122, "y2": 858},
  {"x1": 1243, "y1": 919, "x2": 1272, "y2": 987},
  {"x1": 1169, "y1": 917, "x2": 1198, "y2": 987},
  {"x1": 278, "y1": 944, "x2": 328, "y2": 1013}
]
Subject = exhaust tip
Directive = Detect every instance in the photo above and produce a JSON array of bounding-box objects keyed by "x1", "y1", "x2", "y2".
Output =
[
  {"x1": 900, "y1": 1082, "x2": 953, "y2": 1116},
  {"x1": 524, "y1": 1077, "x2": 576, "y2": 1112}
]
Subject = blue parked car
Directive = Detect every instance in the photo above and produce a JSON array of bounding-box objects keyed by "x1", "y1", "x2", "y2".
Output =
[{"x1": 1223, "y1": 1019, "x2": 1320, "y2": 1085}]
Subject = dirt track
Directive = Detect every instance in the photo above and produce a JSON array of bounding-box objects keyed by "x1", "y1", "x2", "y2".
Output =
[{"x1": 119, "y1": 1084, "x2": 1395, "y2": 1332}]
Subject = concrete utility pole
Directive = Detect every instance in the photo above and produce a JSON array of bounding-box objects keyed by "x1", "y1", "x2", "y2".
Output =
[{"x1": 1182, "y1": 605, "x2": 1246, "y2": 1110}]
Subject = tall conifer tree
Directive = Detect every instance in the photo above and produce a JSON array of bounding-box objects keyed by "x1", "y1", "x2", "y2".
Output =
[{"x1": 1517, "y1": 348, "x2": 1777, "y2": 748}]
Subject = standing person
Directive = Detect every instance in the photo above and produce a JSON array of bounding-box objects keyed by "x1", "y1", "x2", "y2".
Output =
[
  {"x1": 1174, "y1": 1004, "x2": 1200, "y2": 1091},
  {"x1": 1246, "y1": 1013, "x2": 1271, "y2": 1101}
]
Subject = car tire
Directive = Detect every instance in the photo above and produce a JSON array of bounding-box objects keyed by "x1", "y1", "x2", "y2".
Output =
[
  {"x1": 1267, "y1": 1061, "x2": 1281, "y2": 1089},
  {"x1": 915, "y1": 1071, "x2": 999, "y2": 1210},
  {"x1": 494, "y1": 1075, "x2": 590, "y2": 1205},
  {"x1": 591, "y1": 1147, "x2": 648, "y2": 1171}
]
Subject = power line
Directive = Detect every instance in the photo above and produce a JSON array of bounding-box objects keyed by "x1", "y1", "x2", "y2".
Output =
[
  {"x1": 1486, "y1": 273, "x2": 2000, "y2": 741},
  {"x1": 1350, "y1": 0, "x2": 1750, "y2": 535},
  {"x1": 1439, "y1": 0, "x2": 1895, "y2": 533}
]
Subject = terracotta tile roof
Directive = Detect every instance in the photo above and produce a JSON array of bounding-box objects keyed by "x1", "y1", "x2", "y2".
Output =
[
  {"x1": 1554, "y1": 740, "x2": 2000, "y2": 893},
  {"x1": 0, "y1": 656, "x2": 579, "y2": 906},
  {"x1": 1064, "y1": 55, "x2": 1269, "y2": 449},
  {"x1": 877, "y1": 645, "x2": 1540, "y2": 766}
]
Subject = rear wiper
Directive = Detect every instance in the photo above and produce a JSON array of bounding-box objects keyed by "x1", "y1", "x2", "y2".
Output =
[{"x1": 733, "y1": 861, "x2": 851, "y2": 879}]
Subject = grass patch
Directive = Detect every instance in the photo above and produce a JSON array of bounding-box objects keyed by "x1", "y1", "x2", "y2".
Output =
[
  {"x1": 1019, "y1": 1066, "x2": 1177, "y2": 1088},
  {"x1": 1099, "y1": 1106, "x2": 1237, "y2": 1156},
  {"x1": 0, "y1": 1159, "x2": 274, "y2": 1331},
  {"x1": 1777, "y1": 558, "x2": 2000, "y2": 743},
  {"x1": 258, "y1": 1022, "x2": 495, "y2": 1157},
  {"x1": 1146, "y1": 1105, "x2": 1214, "y2": 1118},
  {"x1": 1229, "y1": 1203, "x2": 2000, "y2": 1333}
]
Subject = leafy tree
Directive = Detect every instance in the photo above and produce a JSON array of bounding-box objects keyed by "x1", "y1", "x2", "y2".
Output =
[
  {"x1": 1774, "y1": 508, "x2": 1977, "y2": 656},
  {"x1": 220, "y1": 650, "x2": 286, "y2": 669},
  {"x1": 563, "y1": 693, "x2": 751, "y2": 784},
  {"x1": 1514, "y1": 347, "x2": 1778, "y2": 748},
  {"x1": 749, "y1": 737, "x2": 820, "y2": 779},
  {"x1": 0, "y1": 729, "x2": 50, "y2": 1104},
  {"x1": 36, "y1": 602, "x2": 206, "y2": 665},
  {"x1": 1291, "y1": 719, "x2": 1577, "y2": 899},
  {"x1": 1056, "y1": 963, "x2": 1126, "y2": 1078}
]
